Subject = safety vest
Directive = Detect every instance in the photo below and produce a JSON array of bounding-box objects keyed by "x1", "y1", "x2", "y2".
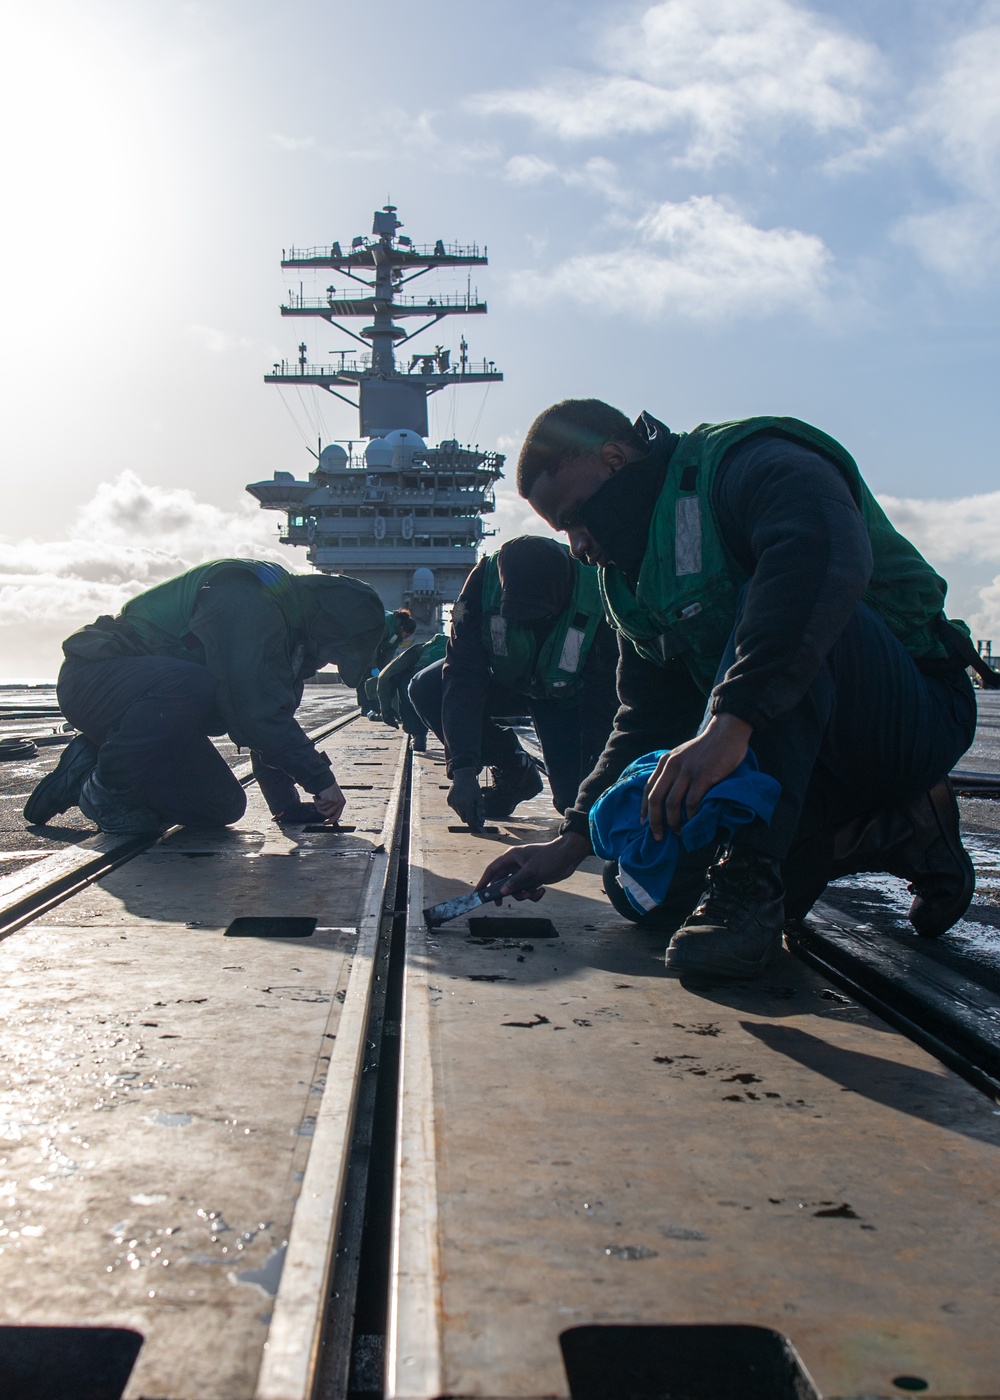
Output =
[
  {"x1": 417, "y1": 632, "x2": 448, "y2": 669},
  {"x1": 119, "y1": 559, "x2": 304, "y2": 661},
  {"x1": 480, "y1": 547, "x2": 605, "y2": 699},
  {"x1": 600, "y1": 418, "x2": 949, "y2": 693}
]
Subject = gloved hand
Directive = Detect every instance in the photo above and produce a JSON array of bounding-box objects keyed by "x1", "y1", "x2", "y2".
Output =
[
  {"x1": 448, "y1": 767, "x2": 485, "y2": 831},
  {"x1": 380, "y1": 711, "x2": 399, "y2": 728}
]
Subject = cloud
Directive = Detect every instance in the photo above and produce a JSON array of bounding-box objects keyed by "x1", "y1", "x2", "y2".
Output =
[
  {"x1": 505, "y1": 154, "x2": 559, "y2": 185},
  {"x1": 473, "y1": 0, "x2": 877, "y2": 165},
  {"x1": 504, "y1": 153, "x2": 630, "y2": 205},
  {"x1": 892, "y1": 23, "x2": 1000, "y2": 281},
  {"x1": 878, "y1": 489, "x2": 1000, "y2": 566},
  {"x1": 188, "y1": 323, "x2": 256, "y2": 354},
  {"x1": 0, "y1": 471, "x2": 291, "y2": 680},
  {"x1": 968, "y1": 574, "x2": 1000, "y2": 644},
  {"x1": 511, "y1": 195, "x2": 832, "y2": 323}
]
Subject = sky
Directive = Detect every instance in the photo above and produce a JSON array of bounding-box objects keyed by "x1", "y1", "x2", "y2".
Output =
[{"x1": 2, "y1": 0, "x2": 1000, "y2": 678}]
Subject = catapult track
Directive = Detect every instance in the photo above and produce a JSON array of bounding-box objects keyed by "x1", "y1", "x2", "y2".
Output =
[{"x1": 1, "y1": 710, "x2": 1000, "y2": 1398}]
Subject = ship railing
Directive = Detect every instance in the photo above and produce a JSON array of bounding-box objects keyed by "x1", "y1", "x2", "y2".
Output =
[
  {"x1": 283, "y1": 291, "x2": 483, "y2": 311},
  {"x1": 267, "y1": 357, "x2": 500, "y2": 380},
  {"x1": 283, "y1": 241, "x2": 485, "y2": 261},
  {"x1": 405, "y1": 359, "x2": 499, "y2": 377},
  {"x1": 268, "y1": 358, "x2": 371, "y2": 377}
]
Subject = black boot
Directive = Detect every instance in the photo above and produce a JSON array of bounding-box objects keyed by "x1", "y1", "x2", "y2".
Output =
[
  {"x1": 78, "y1": 773, "x2": 163, "y2": 835},
  {"x1": 665, "y1": 845, "x2": 784, "y2": 978},
  {"x1": 482, "y1": 750, "x2": 543, "y2": 818},
  {"x1": 23, "y1": 733, "x2": 98, "y2": 825},
  {"x1": 883, "y1": 780, "x2": 974, "y2": 936},
  {"x1": 783, "y1": 779, "x2": 974, "y2": 938}
]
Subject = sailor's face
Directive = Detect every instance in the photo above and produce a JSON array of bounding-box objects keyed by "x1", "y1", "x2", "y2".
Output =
[{"x1": 527, "y1": 443, "x2": 632, "y2": 567}]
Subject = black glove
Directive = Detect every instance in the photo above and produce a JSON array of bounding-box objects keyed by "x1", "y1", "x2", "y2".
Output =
[{"x1": 448, "y1": 767, "x2": 485, "y2": 831}]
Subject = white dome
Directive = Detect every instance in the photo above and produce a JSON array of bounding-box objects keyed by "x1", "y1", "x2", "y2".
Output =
[
  {"x1": 382, "y1": 429, "x2": 427, "y2": 450},
  {"x1": 411, "y1": 567, "x2": 435, "y2": 594},
  {"x1": 317, "y1": 444, "x2": 348, "y2": 472},
  {"x1": 364, "y1": 438, "x2": 394, "y2": 468}
]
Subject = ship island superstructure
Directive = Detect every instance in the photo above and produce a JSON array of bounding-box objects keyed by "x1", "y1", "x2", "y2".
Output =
[{"x1": 246, "y1": 205, "x2": 504, "y2": 628}]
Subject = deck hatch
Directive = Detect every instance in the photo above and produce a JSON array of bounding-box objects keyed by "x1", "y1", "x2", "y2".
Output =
[
  {"x1": 467, "y1": 915, "x2": 558, "y2": 938},
  {"x1": 560, "y1": 1324, "x2": 819, "y2": 1400},
  {"x1": 0, "y1": 1325, "x2": 143, "y2": 1400},
  {"x1": 225, "y1": 916, "x2": 317, "y2": 938}
]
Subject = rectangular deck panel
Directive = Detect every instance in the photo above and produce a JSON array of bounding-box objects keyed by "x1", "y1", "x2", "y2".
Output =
[
  {"x1": 0, "y1": 725, "x2": 406, "y2": 1400},
  {"x1": 390, "y1": 750, "x2": 1000, "y2": 1400}
]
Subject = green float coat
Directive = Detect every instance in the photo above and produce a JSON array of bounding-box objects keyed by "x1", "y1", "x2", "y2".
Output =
[
  {"x1": 480, "y1": 546, "x2": 606, "y2": 699},
  {"x1": 600, "y1": 418, "x2": 950, "y2": 693}
]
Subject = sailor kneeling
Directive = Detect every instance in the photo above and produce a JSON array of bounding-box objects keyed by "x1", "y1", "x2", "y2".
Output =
[
  {"x1": 477, "y1": 400, "x2": 985, "y2": 979},
  {"x1": 24, "y1": 559, "x2": 385, "y2": 834}
]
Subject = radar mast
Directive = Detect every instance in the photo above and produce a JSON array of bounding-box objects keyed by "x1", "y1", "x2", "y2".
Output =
[{"x1": 246, "y1": 206, "x2": 504, "y2": 630}]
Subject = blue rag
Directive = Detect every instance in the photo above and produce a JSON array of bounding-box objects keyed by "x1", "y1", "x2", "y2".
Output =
[{"x1": 589, "y1": 748, "x2": 781, "y2": 916}]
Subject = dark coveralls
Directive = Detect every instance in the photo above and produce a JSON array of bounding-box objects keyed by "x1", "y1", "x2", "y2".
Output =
[
  {"x1": 409, "y1": 560, "x2": 619, "y2": 814},
  {"x1": 376, "y1": 637, "x2": 446, "y2": 741},
  {"x1": 558, "y1": 422, "x2": 977, "y2": 914},
  {"x1": 57, "y1": 567, "x2": 383, "y2": 827}
]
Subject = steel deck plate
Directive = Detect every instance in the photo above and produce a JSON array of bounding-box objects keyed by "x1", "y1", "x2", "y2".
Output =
[
  {"x1": 390, "y1": 748, "x2": 1000, "y2": 1400},
  {"x1": 0, "y1": 725, "x2": 406, "y2": 1400}
]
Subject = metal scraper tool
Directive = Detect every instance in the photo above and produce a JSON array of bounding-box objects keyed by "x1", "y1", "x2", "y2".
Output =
[{"x1": 423, "y1": 877, "x2": 509, "y2": 929}]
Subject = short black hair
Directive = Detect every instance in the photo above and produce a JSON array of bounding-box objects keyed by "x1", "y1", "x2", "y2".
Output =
[{"x1": 516, "y1": 398, "x2": 644, "y2": 499}]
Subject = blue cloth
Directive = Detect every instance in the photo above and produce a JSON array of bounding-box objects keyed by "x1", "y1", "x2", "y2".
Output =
[{"x1": 589, "y1": 748, "x2": 781, "y2": 916}]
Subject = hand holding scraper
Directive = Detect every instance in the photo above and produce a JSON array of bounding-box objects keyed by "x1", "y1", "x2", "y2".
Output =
[{"x1": 423, "y1": 877, "x2": 508, "y2": 929}]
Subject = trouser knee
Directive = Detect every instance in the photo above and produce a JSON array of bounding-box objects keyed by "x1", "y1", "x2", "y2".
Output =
[{"x1": 408, "y1": 661, "x2": 444, "y2": 738}]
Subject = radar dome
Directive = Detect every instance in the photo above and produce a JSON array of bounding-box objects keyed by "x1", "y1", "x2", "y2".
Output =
[
  {"x1": 317, "y1": 444, "x2": 348, "y2": 472},
  {"x1": 364, "y1": 438, "x2": 394, "y2": 468},
  {"x1": 382, "y1": 429, "x2": 427, "y2": 450},
  {"x1": 411, "y1": 567, "x2": 435, "y2": 595}
]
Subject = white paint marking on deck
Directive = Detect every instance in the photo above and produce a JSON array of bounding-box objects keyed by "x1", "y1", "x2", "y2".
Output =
[
  {"x1": 386, "y1": 770, "x2": 443, "y2": 1400},
  {"x1": 254, "y1": 737, "x2": 407, "y2": 1400}
]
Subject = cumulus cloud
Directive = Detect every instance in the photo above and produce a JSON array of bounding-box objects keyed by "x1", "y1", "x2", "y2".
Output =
[
  {"x1": 0, "y1": 471, "x2": 290, "y2": 679},
  {"x1": 511, "y1": 195, "x2": 832, "y2": 323},
  {"x1": 892, "y1": 24, "x2": 1000, "y2": 281},
  {"x1": 473, "y1": 0, "x2": 877, "y2": 165},
  {"x1": 877, "y1": 489, "x2": 1000, "y2": 566}
]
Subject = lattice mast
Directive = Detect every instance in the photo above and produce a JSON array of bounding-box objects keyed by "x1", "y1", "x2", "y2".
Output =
[
  {"x1": 266, "y1": 204, "x2": 501, "y2": 435},
  {"x1": 247, "y1": 206, "x2": 505, "y2": 631}
]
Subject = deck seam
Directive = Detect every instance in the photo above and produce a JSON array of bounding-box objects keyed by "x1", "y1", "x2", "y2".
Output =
[
  {"x1": 386, "y1": 766, "x2": 444, "y2": 1400},
  {"x1": 254, "y1": 732, "x2": 409, "y2": 1400}
]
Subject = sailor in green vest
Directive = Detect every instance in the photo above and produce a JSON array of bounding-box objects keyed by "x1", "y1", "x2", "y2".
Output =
[
  {"x1": 408, "y1": 535, "x2": 618, "y2": 830},
  {"x1": 374, "y1": 632, "x2": 447, "y2": 751},
  {"x1": 24, "y1": 559, "x2": 386, "y2": 834},
  {"x1": 479, "y1": 400, "x2": 986, "y2": 978},
  {"x1": 357, "y1": 608, "x2": 417, "y2": 717}
]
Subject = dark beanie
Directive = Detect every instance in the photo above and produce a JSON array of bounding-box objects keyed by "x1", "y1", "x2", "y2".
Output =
[{"x1": 497, "y1": 536, "x2": 574, "y2": 622}]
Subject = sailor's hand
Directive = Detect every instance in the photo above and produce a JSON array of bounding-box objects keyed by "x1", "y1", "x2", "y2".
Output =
[
  {"x1": 478, "y1": 832, "x2": 592, "y2": 901},
  {"x1": 448, "y1": 767, "x2": 485, "y2": 832},
  {"x1": 641, "y1": 713, "x2": 752, "y2": 840},
  {"x1": 315, "y1": 778, "x2": 347, "y2": 826}
]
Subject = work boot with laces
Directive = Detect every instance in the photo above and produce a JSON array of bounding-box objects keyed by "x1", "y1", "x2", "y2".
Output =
[
  {"x1": 482, "y1": 750, "x2": 544, "y2": 819},
  {"x1": 665, "y1": 844, "x2": 785, "y2": 978}
]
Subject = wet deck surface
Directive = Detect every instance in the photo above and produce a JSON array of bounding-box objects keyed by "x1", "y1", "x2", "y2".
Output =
[
  {"x1": 0, "y1": 706, "x2": 404, "y2": 1399},
  {"x1": 391, "y1": 742, "x2": 1000, "y2": 1400},
  {"x1": 0, "y1": 683, "x2": 357, "y2": 877}
]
